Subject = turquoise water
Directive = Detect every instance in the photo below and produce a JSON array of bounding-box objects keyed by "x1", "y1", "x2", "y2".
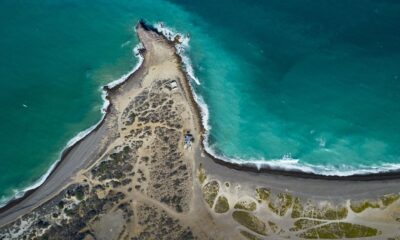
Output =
[
  {"x1": 177, "y1": 0, "x2": 400, "y2": 175},
  {"x1": 0, "y1": 0, "x2": 400, "y2": 204}
]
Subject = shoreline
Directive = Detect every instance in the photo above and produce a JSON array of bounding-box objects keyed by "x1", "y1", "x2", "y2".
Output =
[
  {"x1": 154, "y1": 23, "x2": 400, "y2": 181},
  {"x1": 2, "y1": 20, "x2": 400, "y2": 239},
  {"x1": 2, "y1": 19, "x2": 400, "y2": 219},
  {"x1": 0, "y1": 83, "x2": 114, "y2": 216},
  {"x1": 0, "y1": 28, "x2": 146, "y2": 216}
]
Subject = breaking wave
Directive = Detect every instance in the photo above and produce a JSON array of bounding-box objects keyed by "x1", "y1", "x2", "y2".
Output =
[
  {"x1": 3, "y1": 21, "x2": 399, "y2": 208},
  {"x1": 0, "y1": 30, "x2": 146, "y2": 208},
  {"x1": 153, "y1": 22, "x2": 400, "y2": 177}
]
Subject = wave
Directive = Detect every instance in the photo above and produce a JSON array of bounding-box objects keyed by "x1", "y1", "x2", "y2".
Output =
[
  {"x1": 0, "y1": 123, "x2": 100, "y2": 208},
  {"x1": 201, "y1": 147, "x2": 400, "y2": 176},
  {"x1": 3, "y1": 22, "x2": 400, "y2": 208},
  {"x1": 153, "y1": 22, "x2": 201, "y2": 85},
  {"x1": 102, "y1": 43, "x2": 144, "y2": 112},
  {"x1": 0, "y1": 32, "x2": 145, "y2": 208},
  {"x1": 120, "y1": 40, "x2": 131, "y2": 48},
  {"x1": 0, "y1": 112, "x2": 101, "y2": 208},
  {"x1": 152, "y1": 22, "x2": 400, "y2": 177}
]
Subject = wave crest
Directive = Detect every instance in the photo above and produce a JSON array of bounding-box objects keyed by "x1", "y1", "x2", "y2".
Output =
[
  {"x1": 0, "y1": 33, "x2": 146, "y2": 208},
  {"x1": 153, "y1": 22, "x2": 400, "y2": 177}
]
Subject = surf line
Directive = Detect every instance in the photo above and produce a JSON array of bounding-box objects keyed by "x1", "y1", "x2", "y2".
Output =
[{"x1": 0, "y1": 31, "x2": 145, "y2": 208}]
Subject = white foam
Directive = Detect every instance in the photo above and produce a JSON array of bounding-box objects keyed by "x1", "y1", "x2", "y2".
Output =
[
  {"x1": 120, "y1": 40, "x2": 131, "y2": 48},
  {"x1": 105, "y1": 43, "x2": 144, "y2": 90},
  {"x1": 0, "y1": 32, "x2": 145, "y2": 208},
  {"x1": 151, "y1": 22, "x2": 325, "y2": 175},
  {"x1": 153, "y1": 22, "x2": 400, "y2": 177},
  {"x1": 200, "y1": 143, "x2": 400, "y2": 176},
  {"x1": 2, "y1": 22, "x2": 400, "y2": 209},
  {"x1": 101, "y1": 43, "x2": 144, "y2": 114},
  {"x1": 152, "y1": 22, "x2": 209, "y2": 132},
  {"x1": 316, "y1": 137, "x2": 326, "y2": 148},
  {"x1": 153, "y1": 22, "x2": 201, "y2": 85}
]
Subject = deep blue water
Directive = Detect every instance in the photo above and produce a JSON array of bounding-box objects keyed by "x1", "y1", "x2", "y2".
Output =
[{"x1": 0, "y1": 0, "x2": 400, "y2": 204}]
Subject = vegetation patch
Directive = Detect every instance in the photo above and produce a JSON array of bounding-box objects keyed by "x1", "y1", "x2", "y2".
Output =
[
  {"x1": 240, "y1": 230, "x2": 262, "y2": 240},
  {"x1": 202, "y1": 181, "x2": 220, "y2": 208},
  {"x1": 74, "y1": 186, "x2": 85, "y2": 201},
  {"x1": 268, "y1": 192, "x2": 293, "y2": 216},
  {"x1": 197, "y1": 164, "x2": 207, "y2": 184},
  {"x1": 90, "y1": 144, "x2": 138, "y2": 181},
  {"x1": 232, "y1": 211, "x2": 267, "y2": 236},
  {"x1": 381, "y1": 194, "x2": 400, "y2": 207},
  {"x1": 297, "y1": 222, "x2": 380, "y2": 239},
  {"x1": 294, "y1": 201, "x2": 348, "y2": 220},
  {"x1": 57, "y1": 201, "x2": 65, "y2": 209},
  {"x1": 291, "y1": 197, "x2": 303, "y2": 218},
  {"x1": 290, "y1": 219, "x2": 324, "y2": 231},
  {"x1": 268, "y1": 221, "x2": 282, "y2": 234},
  {"x1": 388, "y1": 237, "x2": 400, "y2": 240},
  {"x1": 214, "y1": 196, "x2": 230, "y2": 213},
  {"x1": 127, "y1": 112, "x2": 136, "y2": 125},
  {"x1": 297, "y1": 228, "x2": 319, "y2": 239},
  {"x1": 255, "y1": 188, "x2": 270, "y2": 203},
  {"x1": 234, "y1": 199, "x2": 257, "y2": 211},
  {"x1": 319, "y1": 206, "x2": 348, "y2": 220},
  {"x1": 350, "y1": 200, "x2": 380, "y2": 213},
  {"x1": 64, "y1": 207, "x2": 75, "y2": 217}
]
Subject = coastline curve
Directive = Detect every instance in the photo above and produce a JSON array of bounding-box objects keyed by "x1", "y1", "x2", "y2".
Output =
[
  {"x1": 153, "y1": 22, "x2": 400, "y2": 180},
  {"x1": 2, "y1": 20, "x2": 400, "y2": 227}
]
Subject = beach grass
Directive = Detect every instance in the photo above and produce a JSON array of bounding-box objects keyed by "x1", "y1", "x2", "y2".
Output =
[
  {"x1": 214, "y1": 196, "x2": 229, "y2": 213},
  {"x1": 232, "y1": 211, "x2": 267, "y2": 236}
]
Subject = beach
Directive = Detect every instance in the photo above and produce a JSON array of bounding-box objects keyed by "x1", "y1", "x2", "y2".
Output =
[{"x1": 1, "y1": 21, "x2": 400, "y2": 239}]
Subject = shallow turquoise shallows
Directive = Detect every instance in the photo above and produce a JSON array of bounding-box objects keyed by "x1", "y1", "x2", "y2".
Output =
[{"x1": 1, "y1": 0, "x2": 400, "y2": 204}]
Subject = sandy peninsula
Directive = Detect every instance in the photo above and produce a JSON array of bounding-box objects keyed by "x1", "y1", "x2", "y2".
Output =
[{"x1": 1, "y1": 21, "x2": 400, "y2": 240}]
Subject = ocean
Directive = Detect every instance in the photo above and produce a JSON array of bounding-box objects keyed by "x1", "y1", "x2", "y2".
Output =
[{"x1": 1, "y1": 0, "x2": 400, "y2": 205}]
